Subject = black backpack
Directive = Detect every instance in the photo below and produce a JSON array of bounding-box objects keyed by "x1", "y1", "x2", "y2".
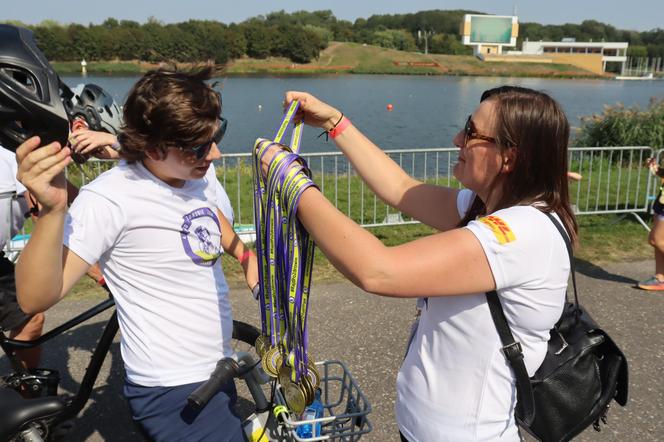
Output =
[{"x1": 486, "y1": 212, "x2": 628, "y2": 442}]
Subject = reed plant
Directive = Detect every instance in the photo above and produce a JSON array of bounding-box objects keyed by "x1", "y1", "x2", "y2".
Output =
[{"x1": 575, "y1": 98, "x2": 664, "y2": 150}]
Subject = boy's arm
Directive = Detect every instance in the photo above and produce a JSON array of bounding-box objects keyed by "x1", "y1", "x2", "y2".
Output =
[
  {"x1": 14, "y1": 137, "x2": 92, "y2": 313},
  {"x1": 16, "y1": 208, "x2": 90, "y2": 313},
  {"x1": 217, "y1": 209, "x2": 258, "y2": 291}
]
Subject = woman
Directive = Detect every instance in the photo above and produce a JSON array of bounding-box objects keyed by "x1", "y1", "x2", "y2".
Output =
[{"x1": 261, "y1": 86, "x2": 577, "y2": 441}]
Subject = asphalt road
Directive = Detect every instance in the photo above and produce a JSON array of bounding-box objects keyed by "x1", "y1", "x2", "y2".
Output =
[{"x1": 1, "y1": 259, "x2": 661, "y2": 441}]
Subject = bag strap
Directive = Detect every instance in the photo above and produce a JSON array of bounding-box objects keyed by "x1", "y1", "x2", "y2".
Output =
[
  {"x1": 485, "y1": 211, "x2": 578, "y2": 426},
  {"x1": 486, "y1": 290, "x2": 536, "y2": 425},
  {"x1": 542, "y1": 212, "x2": 580, "y2": 307}
]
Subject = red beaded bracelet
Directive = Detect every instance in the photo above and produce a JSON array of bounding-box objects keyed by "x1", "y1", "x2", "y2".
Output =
[{"x1": 329, "y1": 117, "x2": 351, "y2": 139}]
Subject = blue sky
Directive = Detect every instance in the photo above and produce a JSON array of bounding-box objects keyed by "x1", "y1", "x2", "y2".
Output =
[{"x1": 4, "y1": 0, "x2": 662, "y2": 31}]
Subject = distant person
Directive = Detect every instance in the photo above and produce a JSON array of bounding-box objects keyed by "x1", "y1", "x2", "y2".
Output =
[
  {"x1": 258, "y1": 85, "x2": 576, "y2": 441},
  {"x1": 64, "y1": 82, "x2": 123, "y2": 161},
  {"x1": 638, "y1": 157, "x2": 664, "y2": 290},
  {"x1": 0, "y1": 145, "x2": 44, "y2": 369},
  {"x1": 15, "y1": 68, "x2": 257, "y2": 442}
]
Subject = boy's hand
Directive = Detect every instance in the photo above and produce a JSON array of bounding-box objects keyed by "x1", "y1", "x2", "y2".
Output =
[{"x1": 16, "y1": 136, "x2": 71, "y2": 213}]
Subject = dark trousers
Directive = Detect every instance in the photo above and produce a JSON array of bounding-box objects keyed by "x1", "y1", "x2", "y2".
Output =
[{"x1": 124, "y1": 379, "x2": 245, "y2": 442}]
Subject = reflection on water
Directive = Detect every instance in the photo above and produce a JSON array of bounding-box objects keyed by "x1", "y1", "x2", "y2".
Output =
[{"x1": 62, "y1": 75, "x2": 664, "y2": 153}]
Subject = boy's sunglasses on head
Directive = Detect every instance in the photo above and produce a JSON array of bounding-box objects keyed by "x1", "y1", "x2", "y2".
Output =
[{"x1": 181, "y1": 116, "x2": 228, "y2": 160}]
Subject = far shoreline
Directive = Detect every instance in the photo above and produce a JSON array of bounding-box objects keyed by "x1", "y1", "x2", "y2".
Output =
[
  {"x1": 54, "y1": 62, "x2": 609, "y2": 81},
  {"x1": 52, "y1": 42, "x2": 616, "y2": 81}
]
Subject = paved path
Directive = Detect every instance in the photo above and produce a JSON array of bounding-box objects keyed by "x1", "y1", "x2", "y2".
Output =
[{"x1": 1, "y1": 259, "x2": 661, "y2": 441}]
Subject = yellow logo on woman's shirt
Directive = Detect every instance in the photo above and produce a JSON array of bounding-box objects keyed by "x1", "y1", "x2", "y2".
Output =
[{"x1": 479, "y1": 216, "x2": 516, "y2": 244}]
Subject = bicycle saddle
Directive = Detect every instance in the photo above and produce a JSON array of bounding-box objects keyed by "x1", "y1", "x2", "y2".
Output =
[{"x1": 0, "y1": 387, "x2": 66, "y2": 440}]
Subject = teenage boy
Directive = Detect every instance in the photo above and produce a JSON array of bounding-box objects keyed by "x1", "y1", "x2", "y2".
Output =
[{"x1": 15, "y1": 68, "x2": 257, "y2": 441}]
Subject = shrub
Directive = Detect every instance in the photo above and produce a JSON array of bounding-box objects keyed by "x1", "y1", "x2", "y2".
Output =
[{"x1": 575, "y1": 98, "x2": 664, "y2": 149}]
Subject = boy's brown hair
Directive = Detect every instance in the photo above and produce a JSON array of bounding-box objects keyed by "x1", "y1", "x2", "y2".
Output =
[{"x1": 118, "y1": 67, "x2": 221, "y2": 163}]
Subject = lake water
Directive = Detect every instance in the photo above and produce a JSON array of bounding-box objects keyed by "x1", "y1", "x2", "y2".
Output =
[{"x1": 62, "y1": 75, "x2": 664, "y2": 153}]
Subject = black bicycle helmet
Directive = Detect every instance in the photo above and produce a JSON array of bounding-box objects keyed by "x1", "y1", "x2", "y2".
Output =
[
  {"x1": 65, "y1": 83, "x2": 122, "y2": 135},
  {"x1": 0, "y1": 24, "x2": 69, "y2": 151}
]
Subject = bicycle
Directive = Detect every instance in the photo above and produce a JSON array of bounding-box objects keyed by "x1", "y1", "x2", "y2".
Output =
[{"x1": 0, "y1": 292, "x2": 372, "y2": 441}]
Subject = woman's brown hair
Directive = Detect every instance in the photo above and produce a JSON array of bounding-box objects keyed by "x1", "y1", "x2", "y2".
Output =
[
  {"x1": 118, "y1": 67, "x2": 221, "y2": 163},
  {"x1": 459, "y1": 86, "x2": 578, "y2": 243}
]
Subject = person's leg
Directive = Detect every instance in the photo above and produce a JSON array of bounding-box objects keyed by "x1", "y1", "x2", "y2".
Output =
[
  {"x1": 124, "y1": 379, "x2": 245, "y2": 442},
  {"x1": 640, "y1": 215, "x2": 664, "y2": 290},
  {"x1": 9, "y1": 312, "x2": 45, "y2": 368},
  {"x1": 652, "y1": 216, "x2": 664, "y2": 278},
  {"x1": 0, "y1": 254, "x2": 44, "y2": 368}
]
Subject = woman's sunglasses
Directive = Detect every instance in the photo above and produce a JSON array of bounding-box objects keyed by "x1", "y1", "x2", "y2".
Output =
[
  {"x1": 180, "y1": 116, "x2": 228, "y2": 160},
  {"x1": 463, "y1": 115, "x2": 496, "y2": 148}
]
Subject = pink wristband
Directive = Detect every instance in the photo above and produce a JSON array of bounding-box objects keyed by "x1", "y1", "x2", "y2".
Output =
[
  {"x1": 329, "y1": 117, "x2": 351, "y2": 139},
  {"x1": 239, "y1": 250, "x2": 254, "y2": 265}
]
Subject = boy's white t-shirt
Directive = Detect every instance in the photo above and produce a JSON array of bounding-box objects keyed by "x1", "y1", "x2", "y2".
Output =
[
  {"x1": 64, "y1": 161, "x2": 235, "y2": 387},
  {"x1": 395, "y1": 189, "x2": 569, "y2": 441}
]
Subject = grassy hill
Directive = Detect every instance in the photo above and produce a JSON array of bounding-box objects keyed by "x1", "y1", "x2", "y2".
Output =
[
  {"x1": 228, "y1": 42, "x2": 601, "y2": 78},
  {"x1": 52, "y1": 42, "x2": 601, "y2": 79}
]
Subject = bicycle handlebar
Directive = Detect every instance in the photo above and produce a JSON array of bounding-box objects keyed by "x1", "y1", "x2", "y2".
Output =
[
  {"x1": 187, "y1": 357, "x2": 240, "y2": 411},
  {"x1": 187, "y1": 320, "x2": 262, "y2": 412}
]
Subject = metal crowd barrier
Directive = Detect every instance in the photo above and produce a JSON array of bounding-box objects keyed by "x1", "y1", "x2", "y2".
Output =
[
  {"x1": 217, "y1": 146, "x2": 657, "y2": 232},
  {"x1": 3, "y1": 146, "x2": 659, "y2": 257}
]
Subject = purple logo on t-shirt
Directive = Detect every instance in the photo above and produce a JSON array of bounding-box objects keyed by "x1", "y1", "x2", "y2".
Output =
[{"x1": 181, "y1": 207, "x2": 222, "y2": 266}]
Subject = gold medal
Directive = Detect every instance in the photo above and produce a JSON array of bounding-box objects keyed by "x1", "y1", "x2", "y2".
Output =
[
  {"x1": 306, "y1": 361, "x2": 321, "y2": 390},
  {"x1": 261, "y1": 347, "x2": 282, "y2": 378},
  {"x1": 300, "y1": 375, "x2": 315, "y2": 405},
  {"x1": 255, "y1": 335, "x2": 269, "y2": 357},
  {"x1": 284, "y1": 382, "x2": 306, "y2": 415},
  {"x1": 278, "y1": 364, "x2": 292, "y2": 388}
]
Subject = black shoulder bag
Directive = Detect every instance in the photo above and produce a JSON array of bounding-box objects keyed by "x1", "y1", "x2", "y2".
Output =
[{"x1": 486, "y1": 212, "x2": 628, "y2": 442}]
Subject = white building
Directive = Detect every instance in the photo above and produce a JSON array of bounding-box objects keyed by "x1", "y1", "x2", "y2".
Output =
[{"x1": 521, "y1": 40, "x2": 628, "y2": 73}]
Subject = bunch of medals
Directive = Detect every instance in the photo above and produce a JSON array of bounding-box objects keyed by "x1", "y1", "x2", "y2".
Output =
[{"x1": 252, "y1": 101, "x2": 321, "y2": 415}]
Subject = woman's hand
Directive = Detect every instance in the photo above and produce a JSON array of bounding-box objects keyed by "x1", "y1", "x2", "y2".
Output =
[
  {"x1": 15, "y1": 136, "x2": 71, "y2": 213},
  {"x1": 285, "y1": 91, "x2": 342, "y2": 131},
  {"x1": 69, "y1": 129, "x2": 120, "y2": 160}
]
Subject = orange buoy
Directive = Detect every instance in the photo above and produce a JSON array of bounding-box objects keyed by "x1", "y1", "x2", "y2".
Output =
[{"x1": 386, "y1": 103, "x2": 394, "y2": 111}]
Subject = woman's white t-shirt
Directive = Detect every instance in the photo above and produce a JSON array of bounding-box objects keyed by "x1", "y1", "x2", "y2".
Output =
[
  {"x1": 395, "y1": 189, "x2": 569, "y2": 441},
  {"x1": 64, "y1": 161, "x2": 235, "y2": 387}
]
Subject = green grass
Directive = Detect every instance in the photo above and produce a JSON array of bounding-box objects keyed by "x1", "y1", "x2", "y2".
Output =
[{"x1": 568, "y1": 151, "x2": 654, "y2": 213}]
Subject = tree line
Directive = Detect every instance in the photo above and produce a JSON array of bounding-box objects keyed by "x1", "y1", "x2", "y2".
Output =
[{"x1": 3, "y1": 9, "x2": 663, "y2": 64}]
